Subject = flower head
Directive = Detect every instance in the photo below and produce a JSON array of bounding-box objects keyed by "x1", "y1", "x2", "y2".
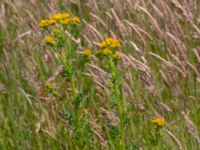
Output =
[
  {"x1": 45, "y1": 82, "x2": 54, "y2": 89},
  {"x1": 70, "y1": 17, "x2": 80, "y2": 25},
  {"x1": 48, "y1": 19, "x2": 56, "y2": 25},
  {"x1": 83, "y1": 108, "x2": 88, "y2": 115},
  {"x1": 39, "y1": 19, "x2": 50, "y2": 28},
  {"x1": 83, "y1": 49, "x2": 91, "y2": 57},
  {"x1": 39, "y1": 19, "x2": 56, "y2": 28},
  {"x1": 49, "y1": 12, "x2": 70, "y2": 21},
  {"x1": 53, "y1": 29, "x2": 62, "y2": 36},
  {"x1": 152, "y1": 117, "x2": 165, "y2": 126},
  {"x1": 45, "y1": 36, "x2": 55, "y2": 46},
  {"x1": 99, "y1": 38, "x2": 121, "y2": 49},
  {"x1": 60, "y1": 18, "x2": 71, "y2": 25},
  {"x1": 113, "y1": 52, "x2": 121, "y2": 61},
  {"x1": 102, "y1": 48, "x2": 112, "y2": 56}
]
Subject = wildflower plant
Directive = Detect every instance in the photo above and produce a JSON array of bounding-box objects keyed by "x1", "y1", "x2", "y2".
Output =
[
  {"x1": 39, "y1": 12, "x2": 84, "y2": 146},
  {"x1": 96, "y1": 37, "x2": 125, "y2": 150},
  {"x1": 152, "y1": 117, "x2": 165, "y2": 127},
  {"x1": 150, "y1": 117, "x2": 165, "y2": 146},
  {"x1": 80, "y1": 49, "x2": 92, "y2": 69},
  {"x1": 45, "y1": 82, "x2": 58, "y2": 97}
]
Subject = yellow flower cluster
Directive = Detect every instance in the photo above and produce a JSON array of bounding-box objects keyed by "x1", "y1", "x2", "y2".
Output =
[
  {"x1": 96, "y1": 38, "x2": 121, "y2": 62},
  {"x1": 83, "y1": 49, "x2": 91, "y2": 56},
  {"x1": 102, "y1": 48, "x2": 112, "y2": 56},
  {"x1": 39, "y1": 19, "x2": 56, "y2": 28},
  {"x1": 60, "y1": 18, "x2": 71, "y2": 25},
  {"x1": 152, "y1": 117, "x2": 165, "y2": 126},
  {"x1": 70, "y1": 17, "x2": 81, "y2": 25},
  {"x1": 49, "y1": 12, "x2": 70, "y2": 21},
  {"x1": 96, "y1": 48, "x2": 121, "y2": 62},
  {"x1": 82, "y1": 108, "x2": 88, "y2": 115},
  {"x1": 99, "y1": 38, "x2": 121, "y2": 49},
  {"x1": 52, "y1": 29, "x2": 61, "y2": 35},
  {"x1": 83, "y1": 49, "x2": 92, "y2": 58},
  {"x1": 45, "y1": 82, "x2": 54, "y2": 89},
  {"x1": 113, "y1": 52, "x2": 121, "y2": 61},
  {"x1": 45, "y1": 36, "x2": 55, "y2": 46},
  {"x1": 39, "y1": 12, "x2": 80, "y2": 28}
]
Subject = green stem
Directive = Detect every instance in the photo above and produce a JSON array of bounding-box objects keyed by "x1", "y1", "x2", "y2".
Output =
[
  {"x1": 110, "y1": 58, "x2": 125, "y2": 150},
  {"x1": 62, "y1": 34, "x2": 80, "y2": 134}
]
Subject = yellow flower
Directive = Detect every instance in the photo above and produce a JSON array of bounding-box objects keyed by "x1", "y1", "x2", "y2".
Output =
[
  {"x1": 102, "y1": 48, "x2": 112, "y2": 56},
  {"x1": 83, "y1": 49, "x2": 91, "y2": 58},
  {"x1": 48, "y1": 19, "x2": 56, "y2": 25},
  {"x1": 62, "y1": 12, "x2": 70, "y2": 18},
  {"x1": 39, "y1": 13, "x2": 80, "y2": 27},
  {"x1": 83, "y1": 108, "x2": 88, "y2": 115},
  {"x1": 152, "y1": 117, "x2": 165, "y2": 126},
  {"x1": 99, "y1": 38, "x2": 121, "y2": 48},
  {"x1": 113, "y1": 52, "x2": 121, "y2": 61},
  {"x1": 45, "y1": 82, "x2": 53, "y2": 89},
  {"x1": 49, "y1": 12, "x2": 70, "y2": 21},
  {"x1": 60, "y1": 18, "x2": 71, "y2": 25},
  {"x1": 39, "y1": 19, "x2": 56, "y2": 28},
  {"x1": 53, "y1": 29, "x2": 61, "y2": 35},
  {"x1": 39, "y1": 19, "x2": 50, "y2": 28},
  {"x1": 45, "y1": 36, "x2": 55, "y2": 46},
  {"x1": 70, "y1": 17, "x2": 80, "y2": 25},
  {"x1": 111, "y1": 40, "x2": 121, "y2": 48},
  {"x1": 49, "y1": 12, "x2": 71, "y2": 25}
]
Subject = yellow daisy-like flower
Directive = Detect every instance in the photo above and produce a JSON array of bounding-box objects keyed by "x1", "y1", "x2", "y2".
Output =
[
  {"x1": 102, "y1": 48, "x2": 112, "y2": 56},
  {"x1": 83, "y1": 108, "x2": 88, "y2": 115},
  {"x1": 62, "y1": 12, "x2": 70, "y2": 18},
  {"x1": 111, "y1": 40, "x2": 121, "y2": 48},
  {"x1": 70, "y1": 17, "x2": 81, "y2": 25},
  {"x1": 83, "y1": 49, "x2": 91, "y2": 58},
  {"x1": 45, "y1": 82, "x2": 53, "y2": 89},
  {"x1": 48, "y1": 19, "x2": 56, "y2": 25},
  {"x1": 49, "y1": 13, "x2": 69, "y2": 21},
  {"x1": 52, "y1": 29, "x2": 61, "y2": 35},
  {"x1": 152, "y1": 117, "x2": 165, "y2": 126},
  {"x1": 39, "y1": 19, "x2": 56, "y2": 28},
  {"x1": 45, "y1": 36, "x2": 55, "y2": 46},
  {"x1": 113, "y1": 52, "x2": 121, "y2": 61},
  {"x1": 60, "y1": 18, "x2": 71, "y2": 25},
  {"x1": 39, "y1": 19, "x2": 50, "y2": 28},
  {"x1": 99, "y1": 38, "x2": 121, "y2": 48}
]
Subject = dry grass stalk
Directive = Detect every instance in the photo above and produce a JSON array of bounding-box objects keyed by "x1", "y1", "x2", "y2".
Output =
[
  {"x1": 187, "y1": 62, "x2": 200, "y2": 78},
  {"x1": 158, "y1": 102, "x2": 173, "y2": 113},
  {"x1": 83, "y1": 20, "x2": 103, "y2": 41},
  {"x1": 100, "y1": 107, "x2": 120, "y2": 126},
  {"x1": 126, "y1": 20, "x2": 153, "y2": 42},
  {"x1": 111, "y1": 8, "x2": 127, "y2": 37},
  {"x1": 83, "y1": 72, "x2": 109, "y2": 94},
  {"x1": 149, "y1": 52, "x2": 186, "y2": 77},
  {"x1": 193, "y1": 48, "x2": 200, "y2": 64},
  {"x1": 121, "y1": 53, "x2": 154, "y2": 92},
  {"x1": 182, "y1": 111, "x2": 200, "y2": 145},
  {"x1": 90, "y1": 121, "x2": 107, "y2": 148},
  {"x1": 90, "y1": 13, "x2": 108, "y2": 30},
  {"x1": 166, "y1": 129, "x2": 183, "y2": 150},
  {"x1": 170, "y1": 0, "x2": 200, "y2": 37},
  {"x1": 125, "y1": 21, "x2": 146, "y2": 46},
  {"x1": 47, "y1": 65, "x2": 63, "y2": 83},
  {"x1": 138, "y1": 6, "x2": 163, "y2": 38}
]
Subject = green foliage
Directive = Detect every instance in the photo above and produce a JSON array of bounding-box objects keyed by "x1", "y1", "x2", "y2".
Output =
[{"x1": 1, "y1": 0, "x2": 200, "y2": 150}]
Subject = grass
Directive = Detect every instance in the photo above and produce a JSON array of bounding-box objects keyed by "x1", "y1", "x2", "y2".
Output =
[{"x1": 0, "y1": 0, "x2": 200, "y2": 149}]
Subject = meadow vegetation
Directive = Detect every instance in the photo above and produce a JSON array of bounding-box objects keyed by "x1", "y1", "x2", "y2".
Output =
[{"x1": 0, "y1": 0, "x2": 200, "y2": 149}]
